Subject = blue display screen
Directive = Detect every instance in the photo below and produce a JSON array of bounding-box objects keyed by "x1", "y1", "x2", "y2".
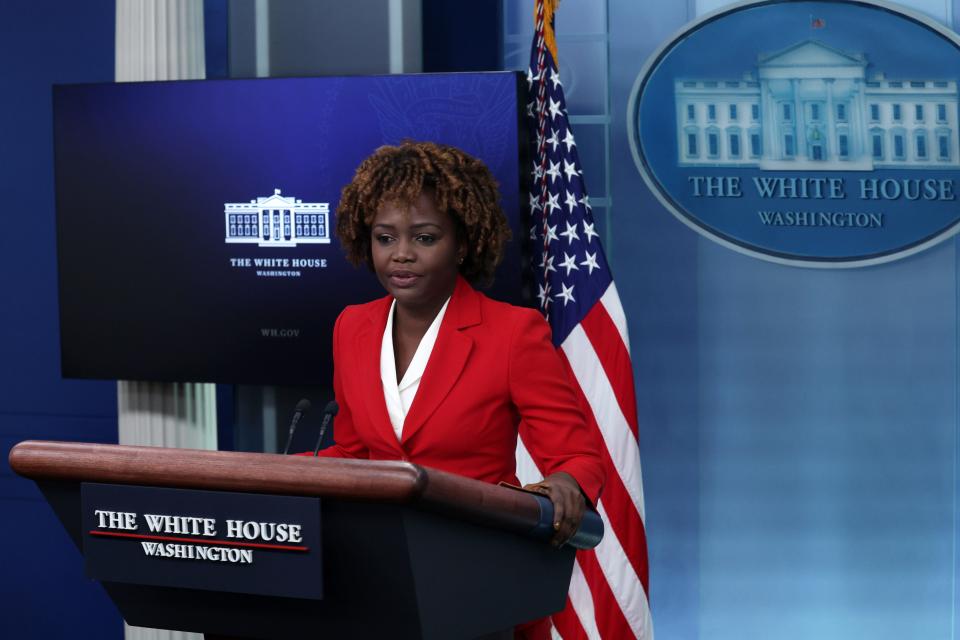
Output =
[{"x1": 53, "y1": 72, "x2": 529, "y2": 385}]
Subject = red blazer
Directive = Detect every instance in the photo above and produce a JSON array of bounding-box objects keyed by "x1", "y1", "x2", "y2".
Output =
[{"x1": 319, "y1": 276, "x2": 605, "y2": 505}]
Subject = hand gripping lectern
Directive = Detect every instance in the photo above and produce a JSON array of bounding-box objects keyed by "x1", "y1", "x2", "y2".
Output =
[{"x1": 9, "y1": 440, "x2": 602, "y2": 640}]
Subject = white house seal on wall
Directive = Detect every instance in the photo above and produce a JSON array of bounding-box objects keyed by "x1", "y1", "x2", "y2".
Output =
[{"x1": 629, "y1": 0, "x2": 960, "y2": 267}]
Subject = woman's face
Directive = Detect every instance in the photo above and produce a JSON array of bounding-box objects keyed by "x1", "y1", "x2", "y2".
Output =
[{"x1": 370, "y1": 191, "x2": 464, "y2": 312}]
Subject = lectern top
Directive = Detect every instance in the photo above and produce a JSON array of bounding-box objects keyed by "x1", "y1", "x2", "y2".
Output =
[{"x1": 9, "y1": 440, "x2": 548, "y2": 540}]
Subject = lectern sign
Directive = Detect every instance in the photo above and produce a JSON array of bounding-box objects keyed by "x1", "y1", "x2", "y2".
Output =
[{"x1": 82, "y1": 483, "x2": 322, "y2": 599}]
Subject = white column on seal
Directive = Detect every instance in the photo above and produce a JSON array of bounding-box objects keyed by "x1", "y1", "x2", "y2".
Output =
[
  {"x1": 825, "y1": 78, "x2": 836, "y2": 160},
  {"x1": 860, "y1": 87, "x2": 871, "y2": 161},
  {"x1": 762, "y1": 80, "x2": 779, "y2": 160},
  {"x1": 792, "y1": 78, "x2": 806, "y2": 159}
]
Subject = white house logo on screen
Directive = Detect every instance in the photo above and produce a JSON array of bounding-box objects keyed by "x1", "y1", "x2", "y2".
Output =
[
  {"x1": 674, "y1": 41, "x2": 960, "y2": 171},
  {"x1": 224, "y1": 189, "x2": 331, "y2": 247},
  {"x1": 629, "y1": 0, "x2": 960, "y2": 268}
]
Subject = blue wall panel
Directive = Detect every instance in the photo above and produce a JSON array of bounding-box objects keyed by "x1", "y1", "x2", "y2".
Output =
[
  {"x1": 0, "y1": 1, "x2": 121, "y2": 637},
  {"x1": 695, "y1": 241, "x2": 956, "y2": 638}
]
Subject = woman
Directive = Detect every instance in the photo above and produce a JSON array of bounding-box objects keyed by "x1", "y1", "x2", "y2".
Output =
[{"x1": 321, "y1": 141, "x2": 604, "y2": 548}]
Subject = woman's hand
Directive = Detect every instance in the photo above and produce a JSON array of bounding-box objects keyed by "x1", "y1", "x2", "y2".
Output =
[{"x1": 523, "y1": 471, "x2": 586, "y2": 547}]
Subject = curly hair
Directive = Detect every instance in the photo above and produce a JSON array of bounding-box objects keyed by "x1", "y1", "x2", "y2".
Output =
[{"x1": 336, "y1": 141, "x2": 511, "y2": 287}]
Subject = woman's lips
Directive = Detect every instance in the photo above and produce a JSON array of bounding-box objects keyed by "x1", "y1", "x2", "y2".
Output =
[{"x1": 388, "y1": 272, "x2": 420, "y2": 288}]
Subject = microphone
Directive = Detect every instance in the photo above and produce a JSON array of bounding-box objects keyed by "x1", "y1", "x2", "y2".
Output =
[
  {"x1": 281, "y1": 398, "x2": 312, "y2": 455},
  {"x1": 312, "y1": 401, "x2": 340, "y2": 456}
]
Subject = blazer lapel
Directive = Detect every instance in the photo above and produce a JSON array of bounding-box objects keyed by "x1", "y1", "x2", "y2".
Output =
[
  {"x1": 357, "y1": 297, "x2": 406, "y2": 455},
  {"x1": 400, "y1": 278, "x2": 481, "y2": 446}
]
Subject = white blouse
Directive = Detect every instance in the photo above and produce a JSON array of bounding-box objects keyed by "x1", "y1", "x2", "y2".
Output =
[{"x1": 380, "y1": 297, "x2": 451, "y2": 441}]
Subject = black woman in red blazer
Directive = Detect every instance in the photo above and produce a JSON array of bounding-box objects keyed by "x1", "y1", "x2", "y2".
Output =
[{"x1": 322, "y1": 141, "x2": 605, "y2": 557}]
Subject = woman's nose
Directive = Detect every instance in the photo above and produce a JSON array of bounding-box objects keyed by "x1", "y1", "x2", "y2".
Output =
[{"x1": 392, "y1": 237, "x2": 414, "y2": 261}]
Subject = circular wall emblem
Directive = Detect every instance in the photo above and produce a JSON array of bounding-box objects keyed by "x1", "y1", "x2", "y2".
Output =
[{"x1": 628, "y1": 0, "x2": 960, "y2": 267}]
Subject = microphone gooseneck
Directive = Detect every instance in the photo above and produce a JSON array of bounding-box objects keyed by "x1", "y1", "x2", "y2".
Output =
[
  {"x1": 281, "y1": 398, "x2": 312, "y2": 455},
  {"x1": 312, "y1": 401, "x2": 340, "y2": 456}
]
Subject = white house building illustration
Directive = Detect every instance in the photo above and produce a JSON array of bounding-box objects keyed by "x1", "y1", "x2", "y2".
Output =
[
  {"x1": 674, "y1": 40, "x2": 960, "y2": 170},
  {"x1": 224, "y1": 189, "x2": 330, "y2": 247}
]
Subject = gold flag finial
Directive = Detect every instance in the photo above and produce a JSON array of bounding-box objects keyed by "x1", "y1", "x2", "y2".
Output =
[{"x1": 534, "y1": 0, "x2": 560, "y2": 70}]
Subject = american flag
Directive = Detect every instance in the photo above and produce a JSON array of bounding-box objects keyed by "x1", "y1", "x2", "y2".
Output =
[{"x1": 515, "y1": 0, "x2": 653, "y2": 638}]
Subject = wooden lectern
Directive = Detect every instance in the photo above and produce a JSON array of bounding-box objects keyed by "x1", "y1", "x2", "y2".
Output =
[{"x1": 10, "y1": 440, "x2": 600, "y2": 640}]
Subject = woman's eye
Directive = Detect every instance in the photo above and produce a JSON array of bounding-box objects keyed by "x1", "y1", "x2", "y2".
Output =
[
  {"x1": 375, "y1": 234, "x2": 394, "y2": 244},
  {"x1": 416, "y1": 234, "x2": 436, "y2": 244}
]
